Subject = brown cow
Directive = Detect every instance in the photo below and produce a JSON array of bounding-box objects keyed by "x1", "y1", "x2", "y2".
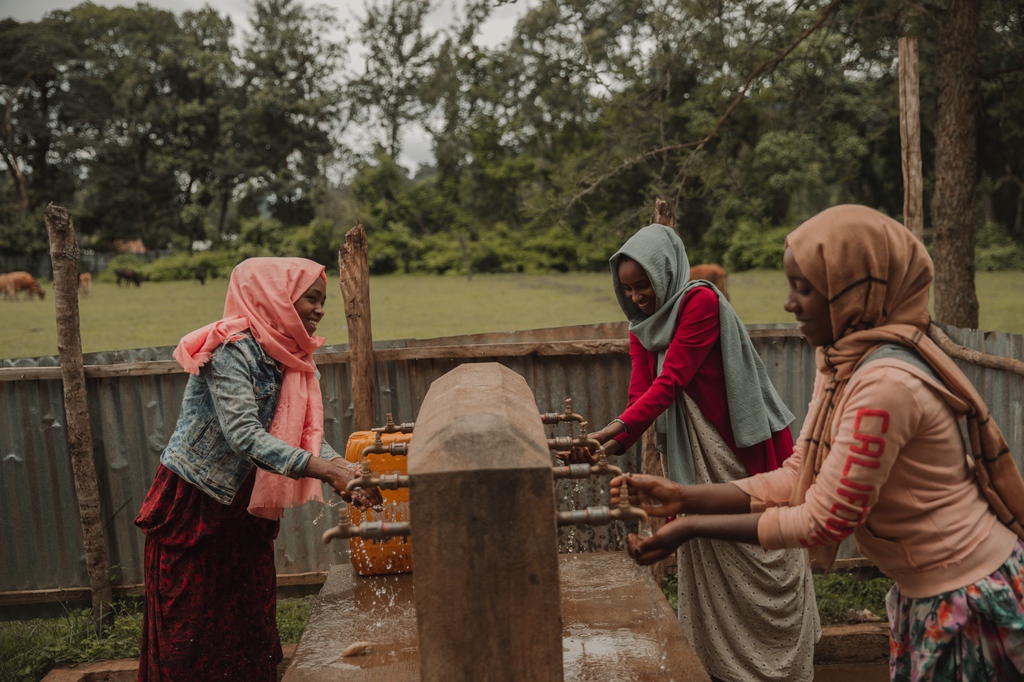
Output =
[
  {"x1": 115, "y1": 268, "x2": 141, "y2": 287},
  {"x1": 0, "y1": 271, "x2": 41, "y2": 300},
  {"x1": 79, "y1": 272, "x2": 93, "y2": 298},
  {"x1": 689, "y1": 263, "x2": 729, "y2": 300},
  {"x1": 0, "y1": 271, "x2": 46, "y2": 301}
]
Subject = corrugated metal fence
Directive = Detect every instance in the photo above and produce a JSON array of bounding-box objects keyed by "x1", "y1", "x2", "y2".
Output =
[{"x1": 1, "y1": 322, "x2": 1022, "y2": 601}]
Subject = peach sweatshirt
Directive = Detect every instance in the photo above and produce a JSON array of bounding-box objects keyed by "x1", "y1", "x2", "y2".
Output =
[{"x1": 733, "y1": 358, "x2": 1017, "y2": 598}]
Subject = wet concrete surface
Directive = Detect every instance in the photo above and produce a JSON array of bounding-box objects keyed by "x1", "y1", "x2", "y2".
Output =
[{"x1": 284, "y1": 552, "x2": 709, "y2": 681}]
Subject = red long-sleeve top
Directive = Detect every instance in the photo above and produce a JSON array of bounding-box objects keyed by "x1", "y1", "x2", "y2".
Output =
[{"x1": 612, "y1": 286, "x2": 792, "y2": 476}]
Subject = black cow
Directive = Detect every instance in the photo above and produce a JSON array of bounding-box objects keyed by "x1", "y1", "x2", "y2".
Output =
[
  {"x1": 115, "y1": 268, "x2": 142, "y2": 287},
  {"x1": 194, "y1": 265, "x2": 208, "y2": 286}
]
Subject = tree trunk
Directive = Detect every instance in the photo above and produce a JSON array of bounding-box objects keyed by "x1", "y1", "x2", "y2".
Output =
[
  {"x1": 930, "y1": 0, "x2": 980, "y2": 328},
  {"x1": 43, "y1": 204, "x2": 114, "y2": 632},
  {"x1": 898, "y1": 37, "x2": 924, "y2": 241},
  {"x1": 339, "y1": 223, "x2": 377, "y2": 431}
]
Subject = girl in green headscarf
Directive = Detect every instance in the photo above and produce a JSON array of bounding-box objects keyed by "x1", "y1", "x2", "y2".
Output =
[{"x1": 586, "y1": 224, "x2": 818, "y2": 682}]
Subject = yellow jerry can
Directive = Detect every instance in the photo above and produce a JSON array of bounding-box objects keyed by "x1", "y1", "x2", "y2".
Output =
[{"x1": 344, "y1": 430, "x2": 413, "y2": 576}]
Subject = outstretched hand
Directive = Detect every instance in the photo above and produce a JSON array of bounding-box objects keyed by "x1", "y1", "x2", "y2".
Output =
[
  {"x1": 626, "y1": 518, "x2": 692, "y2": 565},
  {"x1": 344, "y1": 486, "x2": 384, "y2": 512},
  {"x1": 555, "y1": 445, "x2": 598, "y2": 465},
  {"x1": 609, "y1": 473, "x2": 686, "y2": 518},
  {"x1": 316, "y1": 459, "x2": 384, "y2": 511}
]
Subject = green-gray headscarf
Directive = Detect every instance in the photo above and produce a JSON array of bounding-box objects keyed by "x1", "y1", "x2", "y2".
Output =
[{"x1": 610, "y1": 224, "x2": 794, "y2": 485}]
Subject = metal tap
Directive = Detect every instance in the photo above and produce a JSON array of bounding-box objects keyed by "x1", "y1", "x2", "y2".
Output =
[
  {"x1": 361, "y1": 432, "x2": 409, "y2": 458},
  {"x1": 373, "y1": 412, "x2": 415, "y2": 435},
  {"x1": 550, "y1": 449, "x2": 622, "y2": 479},
  {"x1": 546, "y1": 421, "x2": 602, "y2": 452},
  {"x1": 345, "y1": 432, "x2": 409, "y2": 492},
  {"x1": 540, "y1": 398, "x2": 585, "y2": 426},
  {"x1": 611, "y1": 475, "x2": 648, "y2": 523},
  {"x1": 346, "y1": 472, "x2": 410, "y2": 492},
  {"x1": 555, "y1": 475, "x2": 648, "y2": 526},
  {"x1": 321, "y1": 509, "x2": 412, "y2": 544},
  {"x1": 590, "y1": 448, "x2": 622, "y2": 477}
]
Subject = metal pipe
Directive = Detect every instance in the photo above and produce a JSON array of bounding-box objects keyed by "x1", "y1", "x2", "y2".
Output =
[
  {"x1": 556, "y1": 507, "x2": 610, "y2": 526},
  {"x1": 555, "y1": 475, "x2": 648, "y2": 526},
  {"x1": 360, "y1": 433, "x2": 409, "y2": 458},
  {"x1": 321, "y1": 510, "x2": 412, "y2": 543},
  {"x1": 555, "y1": 503, "x2": 648, "y2": 527},
  {"x1": 549, "y1": 445, "x2": 622, "y2": 479},
  {"x1": 346, "y1": 472, "x2": 410, "y2": 491},
  {"x1": 540, "y1": 398, "x2": 585, "y2": 426},
  {"x1": 551, "y1": 463, "x2": 594, "y2": 480},
  {"x1": 372, "y1": 412, "x2": 415, "y2": 434}
]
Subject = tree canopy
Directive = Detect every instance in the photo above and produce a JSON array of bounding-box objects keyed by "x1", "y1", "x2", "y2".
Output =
[{"x1": 1, "y1": 0, "x2": 1022, "y2": 291}]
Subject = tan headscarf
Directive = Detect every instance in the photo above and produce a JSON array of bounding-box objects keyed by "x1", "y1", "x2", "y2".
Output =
[{"x1": 787, "y1": 205, "x2": 1024, "y2": 570}]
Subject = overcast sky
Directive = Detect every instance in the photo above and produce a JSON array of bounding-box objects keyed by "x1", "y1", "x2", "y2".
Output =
[{"x1": 0, "y1": 0, "x2": 532, "y2": 170}]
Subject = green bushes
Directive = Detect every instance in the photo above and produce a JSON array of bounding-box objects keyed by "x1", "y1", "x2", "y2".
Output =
[
  {"x1": 0, "y1": 596, "x2": 317, "y2": 682},
  {"x1": 976, "y1": 221, "x2": 1024, "y2": 272},
  {"x1": 814, "y1": 572, "x2": 893, "y2": 625},
  {"x1": 0, "y1": 600, "x2": 142, "y2": 682},
  {"x1": 98, "y1": 251, "x2": 239, "y2": 284},
  {"x1": 723, "y1": 221, "x2": 791, "y2": 271}
]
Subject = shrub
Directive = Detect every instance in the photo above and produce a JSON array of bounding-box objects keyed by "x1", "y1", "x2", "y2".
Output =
[
  {"x1": 0, "y1": 600, "x2": 142, "y2": 682},
  {"x1": 141, "y1": 251, "x2": 239, "y2": 282},
  {"x1": 977, "y1": 245, "x2": 1024, "y2": 272},
  {"x1": 0, "y1": 596, "x2": 315, "y2": 682},
  {"x1": 723, "y1": 221, "x2": 790, "y2": 271}
]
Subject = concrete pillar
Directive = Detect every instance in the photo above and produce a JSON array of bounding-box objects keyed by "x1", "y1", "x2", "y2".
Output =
[{"x1": 409, "y1": 363, "x2": 563, "y2": 682}]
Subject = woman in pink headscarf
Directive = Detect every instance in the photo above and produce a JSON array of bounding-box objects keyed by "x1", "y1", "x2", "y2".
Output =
[{"x1": 134, "y1": 257, "x2": 380, "y2": 682}]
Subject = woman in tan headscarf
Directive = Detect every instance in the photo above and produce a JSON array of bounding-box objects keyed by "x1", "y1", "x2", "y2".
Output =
[{"x1": 612, "y1": 206, "x2": 1024, "y2": 681}]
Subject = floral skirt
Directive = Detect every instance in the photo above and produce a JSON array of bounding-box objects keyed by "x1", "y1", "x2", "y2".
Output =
[{"x1": 888, "y1": 539, "x2": 1024, "y2": 681}]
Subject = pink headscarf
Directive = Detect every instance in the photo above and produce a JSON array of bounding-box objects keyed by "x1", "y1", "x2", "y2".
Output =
[{"x1": 173, "y1": 257, "x2": 328, "y2": 519}]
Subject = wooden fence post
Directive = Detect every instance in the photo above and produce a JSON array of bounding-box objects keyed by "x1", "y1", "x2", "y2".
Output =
[
  {"x1": 43, "y1": 204, "x2": 113, "y2": 630},
  {"x1": 643, "y1": 198, "x2": 677, "y2": 584},
  {"x1": 339, "y1": 222, "x2": 377, "y2": 431},
  {"x1": 899, "y1": 36, "x2": 924, "y2": 241}
]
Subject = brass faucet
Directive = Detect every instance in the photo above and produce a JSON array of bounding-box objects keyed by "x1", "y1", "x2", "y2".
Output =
[
  {"x1": 550, "y1": 425, "x2": 623, "y2": 479},
  {"x1": 346, "y1": 432, "x2": 410, "y2": 492},
  {"x1": 373, "y1": 412, "x2": 415, "y2": 435},
  {"x1": 546, "y1": 421, "x2": 603, "y2": 452},
  {"x1": 611, "y1": 475, "x2": 648, "y2": 523},
  {"x1": 554, "y1": 474, "x2": 648, "y2": 526},
  {"x1": 321, "y1": 508, "x2": 412, "y2": 544},
  {"x1": 540, "y1": 398, "x2": 585, "y2": 426}
]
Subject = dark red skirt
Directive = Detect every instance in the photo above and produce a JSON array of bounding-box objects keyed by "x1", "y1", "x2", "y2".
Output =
[{"x1": 135, "y1": 465, "x2": 282, "y2": 681}]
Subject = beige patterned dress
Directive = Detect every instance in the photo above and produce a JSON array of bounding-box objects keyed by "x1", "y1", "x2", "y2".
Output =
[{"x1": 674, "y1": 395, "x2": 820, "y2": 682}]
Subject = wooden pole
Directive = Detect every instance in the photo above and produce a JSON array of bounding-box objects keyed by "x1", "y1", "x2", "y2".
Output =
[
  {"x1": 43, "y1": 204, "x2": 113, "y2": 631},
  {"x1": 642, "y1": 198, "x2": 677, "y2": 583},
  {"x1": 338, "y1": 222, "x2": 377, "y2": 431},
  {"x1": 898, "y1": 37, "x2": 924, "y2": 241},
  {"x1": 897, "y1": 39, "x2": 1014, "y2": 371}
]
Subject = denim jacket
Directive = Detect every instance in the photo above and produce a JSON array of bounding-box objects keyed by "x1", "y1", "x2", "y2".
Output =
[{"x1": 160, "y1": 333, "x2": 341, "y2": 505}]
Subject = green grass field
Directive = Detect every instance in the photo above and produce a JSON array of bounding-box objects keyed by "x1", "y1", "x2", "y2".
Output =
[{"x1": 2, "y1": 270, "x2": 1023, "y2": 361}]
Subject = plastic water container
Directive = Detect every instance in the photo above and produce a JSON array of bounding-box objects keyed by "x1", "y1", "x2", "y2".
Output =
[{"x1": 344, "y1": 430, "x2": 413, "y2": 576}]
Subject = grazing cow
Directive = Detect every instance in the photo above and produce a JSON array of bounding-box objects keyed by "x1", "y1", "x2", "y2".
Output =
[
  {"x1": 194, "y1": 264, "x2": 208, "y2": 286},
  {"x1": 689, "y1": 263, "x2": 729, "y2": 300},
  {"x1": 0, "y1": 271, "x2": 46, "y2": 300},
  {"x1": 115, "y1": 268, "x2": 142, "y2": 287},
  {"x1": 79, "y1": 272, "x2": 93, "y2": 298}
]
